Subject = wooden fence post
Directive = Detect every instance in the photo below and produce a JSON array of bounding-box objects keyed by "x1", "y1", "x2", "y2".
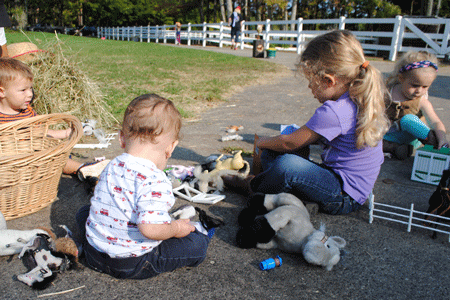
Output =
[
  {"x1": 264, "y1": 19, "x2": 271, "y2": 49},
  {"x1": 442, "y1": 19, "x2": 450, "y2": 61},
  {"x1": 389, "y1": 15, "x2": 403, "y2": 61},
  {"x1": 147, "y1": 25, "x2": 150, "y2": 43},
  {"x1": 296, "y1": 18, "x2": 303, "y2": 55},
  {"x1": 219, "y1": 21, "x2": 224, "y2": 48},
  {"x1": 188, "y1": 23, "x2": 191, "y2": 46},
  {"x1": 240, "y1": 20, "x2": 245, "y2": 50},
  {"x1": 163, "y1": 25, "x2": 167, "y2": 44},
  {"x1": 156, "y1": 25, "x2": 159, "y2": 43},
  {"x1": 203, "y1": 22, "x2": 207, "y2": 47},
  {"x1": 339, "y1": 16, "x2": 346, "y2": 30}
]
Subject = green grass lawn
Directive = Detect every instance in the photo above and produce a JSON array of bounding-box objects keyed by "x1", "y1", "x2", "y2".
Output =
[{"x1": 6, "y1": 31, "x2": 287, "y2": 122}]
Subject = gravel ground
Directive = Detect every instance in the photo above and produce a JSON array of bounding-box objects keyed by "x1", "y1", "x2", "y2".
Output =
[{"x1": 1, "y1": 46, "x2": 450, "y2": 299}]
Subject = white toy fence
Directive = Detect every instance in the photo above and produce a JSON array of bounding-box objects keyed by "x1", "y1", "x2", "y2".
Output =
[
  {"x1": 97, "y1": 16, "x2": 450, "y2": 61},
  {"x1": 368, "y1": 195, "x2": 450, "y2": 242}
]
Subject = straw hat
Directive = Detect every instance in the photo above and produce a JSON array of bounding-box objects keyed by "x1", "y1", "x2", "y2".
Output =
[{"x1": 7, "y1": 42, "x2": 42, "y2": 62}]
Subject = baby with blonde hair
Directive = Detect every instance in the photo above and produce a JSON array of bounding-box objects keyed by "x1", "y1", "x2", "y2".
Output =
[
  {"x1": 383, "y1": 51, "x2": 447, "y2": 160},
  {"x1": 224, "y1": 30, "x2": 389, "y2": 215}
]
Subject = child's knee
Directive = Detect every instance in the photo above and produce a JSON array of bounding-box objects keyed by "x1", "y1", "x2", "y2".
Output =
[
  {"x1": 190, "y1": 231, "x2": 209, "y2": 255},
  {"x1": 400, "y1": 114, "x2": 429, "y2": 139}
]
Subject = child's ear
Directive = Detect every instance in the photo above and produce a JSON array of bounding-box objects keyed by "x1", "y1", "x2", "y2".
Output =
[
  {"x1": 165, "y1": 140, "x2": 178, "y2": 159},
  {"x1": 323, "y1": 74, "x2": 336, "y2": 87},
  {"x1": 118, "y1": 130, "x2": 126, "y2": 149},
  {"x1": 0, "y1": 86, "x2": 5, "y2": 98}
]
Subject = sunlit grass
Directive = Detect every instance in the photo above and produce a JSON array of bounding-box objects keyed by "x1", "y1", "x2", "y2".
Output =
[{"x1": 7, "y1": 31, "x2": 288, "y2": 121}]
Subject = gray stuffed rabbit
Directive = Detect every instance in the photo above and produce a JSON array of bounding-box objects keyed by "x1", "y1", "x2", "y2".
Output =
[{"x1": 236, "y1": 193, "x2": 346, "y2": 271}]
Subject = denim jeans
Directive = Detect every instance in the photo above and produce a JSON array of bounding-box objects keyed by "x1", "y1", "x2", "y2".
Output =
[
  {"x1": 250, "y1": 149, "x2": 361, "y2": 215},
  {"x1": 231, "y1": 29, "x2": 241, "y2": 43},
  {"x1": 76, "y1": 205, "x2": 209, "y2": 279}
]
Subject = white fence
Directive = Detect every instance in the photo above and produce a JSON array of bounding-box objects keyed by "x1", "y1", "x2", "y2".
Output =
[
  {"x1": 97, "y1": 16, "x2": 450, "y2": 61},
  {"x1": 368, "y1": 195, "x2": 450, "y2": 242}
]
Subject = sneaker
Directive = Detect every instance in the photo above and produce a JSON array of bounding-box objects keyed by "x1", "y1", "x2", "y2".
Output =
[
  {"x1": 77, "y1": 159, "x2": 110, "y2": 181},
  {"x1": 195, "y1": 207, "x2": 224, "y2": 239},
  {"x1": 207, "y1": 228, "x2": 216, "y2": 239}
]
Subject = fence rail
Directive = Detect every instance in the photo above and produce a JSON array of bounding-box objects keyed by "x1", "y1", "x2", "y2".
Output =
[
  {"x1": 368, "y1": 195, "x2": 450, "y2": 242},
  {"x1": 97, "y1": 16, "x2": 450, "y2": 61}
]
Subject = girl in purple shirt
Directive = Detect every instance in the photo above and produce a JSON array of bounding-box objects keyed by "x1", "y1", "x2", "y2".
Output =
[{"x1": 227, "y1": 30, "x2": 389, "y2": 215}]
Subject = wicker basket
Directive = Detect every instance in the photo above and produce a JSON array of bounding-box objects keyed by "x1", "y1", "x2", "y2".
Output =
[{"x1": 0, "y1": 114, "x2": 82, "y2": 220}]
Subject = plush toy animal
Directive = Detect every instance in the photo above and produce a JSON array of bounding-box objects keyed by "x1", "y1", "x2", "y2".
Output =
[
  {"x1": 193, "y1": 151, "x2": 250, "y2": 193},
  {"x1": 214, "y1": 150, "x2": 249, "y2": 171},
  {"x1": 0, "y1": 211, "x2": 50, "y2": 256},
  {"x1": 236, "y1": 193, "x2": 346, "y2": 271}
]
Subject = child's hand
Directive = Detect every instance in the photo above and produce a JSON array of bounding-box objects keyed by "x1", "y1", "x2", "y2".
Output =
[
  {"x1": 433, "y1": 130, "x2": 448, "y2": 149},
  {"x1": 172, "y1": 219, "x2": 195, "y2": 238},
  {"x1": 65, "y1": 128, "x2": 73, "y2": 138}
]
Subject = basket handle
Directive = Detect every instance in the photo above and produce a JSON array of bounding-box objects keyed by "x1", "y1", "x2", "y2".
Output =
[{"x1": 0, "y1": 113, "x2": 83, "y2": 165}]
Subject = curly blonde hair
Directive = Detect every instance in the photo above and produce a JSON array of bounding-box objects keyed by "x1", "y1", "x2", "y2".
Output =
[{"x1": 297, "y1": 30, "x2": 389, "y2": 148}]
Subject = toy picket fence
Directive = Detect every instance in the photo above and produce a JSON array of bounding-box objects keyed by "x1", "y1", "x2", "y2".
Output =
[
  {"x1": 368, "y1": 195, "x2": 450, "y2": 242},
  {"x1": 0, "y1": 114, "x2": 83, "y2": 220},
  {"x1": 411, "y1": 145, "x2": 450, "y2": 185},
  {"x1": 74, "y1": 132, "x2": 117, "y2": 149}
]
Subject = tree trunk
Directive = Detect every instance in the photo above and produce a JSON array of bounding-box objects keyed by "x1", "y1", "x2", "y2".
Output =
[
  {"x1": 226, "y1": 0, "x2": 233, "y2": 18},
  {"x1": 290, "y1": 0, "x2": 298, "y2": 25},
  {"x1": 256, "y1": 0, "x2": 261, "y2": 21},
  {"x1": 199, "y1": 0, "x2": 204, "y2": 23},
  {"x1": 219, "y1": 0, "x2": 226, "y2": 21},
  {"x1": 290, "y1": 0, "x2": 297, "y2": 40},
  {"x1": 426, "y1": 0, "x2": 434, "y2": 16},
  {"x1": 244, "y1": 0, "x2": 248, "y2": 20},
  {"x1": 436, "y1": 0, "x2": 442, "y2": 16}
]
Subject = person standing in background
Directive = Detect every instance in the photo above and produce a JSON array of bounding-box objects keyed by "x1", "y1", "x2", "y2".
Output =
[
  {"x1": 0, "y1": 0, "x2": 10, "y2": 57},
  {"x1": 228, "y1": 6, "x2": 243, "y2": 50},
  {"x1": 175, "y1": 22, "x2": 181, "y2": 45}
]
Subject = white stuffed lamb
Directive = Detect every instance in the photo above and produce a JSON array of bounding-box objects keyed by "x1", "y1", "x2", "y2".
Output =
[
  {"x1": 236, "y1": 193, "x2": 346, "y2": 271},
  {"x1": 0, "y1": 211, "x2": 48, "y2": 256}
]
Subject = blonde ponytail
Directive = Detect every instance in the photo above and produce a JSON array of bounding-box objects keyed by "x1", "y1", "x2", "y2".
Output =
[
  {"x1": 298, "y1": 30, "x2": 389, "y2": 148},
  {"x1": 350, "y1": 63, "x2": 389, "y2": 148}
]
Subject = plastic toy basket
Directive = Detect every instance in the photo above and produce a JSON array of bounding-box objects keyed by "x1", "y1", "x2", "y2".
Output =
[{"x1": 0, "y1": 114, "x2": 82, "y2": 220}]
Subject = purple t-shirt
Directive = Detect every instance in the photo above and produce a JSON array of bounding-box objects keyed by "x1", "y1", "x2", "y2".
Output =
[{"x1": 305, "y1": 92, "x2": 383, "y2": 205}]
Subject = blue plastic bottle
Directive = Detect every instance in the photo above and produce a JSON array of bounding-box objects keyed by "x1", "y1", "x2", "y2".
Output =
[{"x1": 259, "y1": 255, "x2": 282, "y2": 270}]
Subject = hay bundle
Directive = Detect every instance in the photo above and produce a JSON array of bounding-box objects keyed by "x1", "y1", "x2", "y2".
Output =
[{"x1": 26, "y1": 37, "x2": 118, "y2": 129}]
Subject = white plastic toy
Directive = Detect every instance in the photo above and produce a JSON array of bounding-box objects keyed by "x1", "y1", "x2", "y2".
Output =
[{"x1": 173, "y1": 183, "x2": 225, "y2": 204}]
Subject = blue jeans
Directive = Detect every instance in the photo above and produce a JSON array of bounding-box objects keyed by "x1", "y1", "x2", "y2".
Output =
[
  {"x1": 250, "y1": 149, "x2": 361, "y2": 215},
  {"x1": 231, "y1": 29, "x2": 241, "y2": 43},
  {"x1": 76, "y1": 205, "x2": 209, "y2": 279}
]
